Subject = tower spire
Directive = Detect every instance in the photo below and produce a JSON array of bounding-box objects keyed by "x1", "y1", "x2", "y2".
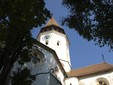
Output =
[{"x1": 45, "y1": 17, "x2": 60, "y2": 27}]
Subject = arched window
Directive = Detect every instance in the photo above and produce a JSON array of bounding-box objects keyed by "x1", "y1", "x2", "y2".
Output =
[
  {"x1": 31, "y1": 49, "x2": 45, "y2": 66},
  {"x1": 32, "y1": 53, "x2": 40, "y2": 64},
  {"x1": 96, "y1": 78, "x2": 109, "y2": 85}
]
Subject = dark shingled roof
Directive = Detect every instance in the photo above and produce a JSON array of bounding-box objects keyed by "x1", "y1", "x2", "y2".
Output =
[
  {"x1": 40, "y1": 25, "x2": 65, "y2": 34},
  {"x1": 68, "y1": 62, "x2": 113, "y2": 77}
]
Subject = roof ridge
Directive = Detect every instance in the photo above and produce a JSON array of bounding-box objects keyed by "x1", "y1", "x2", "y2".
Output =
[{"x1": 72, "y1": 62, "x2": 113, "y2": 70}]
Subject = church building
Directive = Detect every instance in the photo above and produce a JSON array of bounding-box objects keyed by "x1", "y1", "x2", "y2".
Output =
[{"x1": 31, "y1": 17, "x2": 113, "y2": 85}]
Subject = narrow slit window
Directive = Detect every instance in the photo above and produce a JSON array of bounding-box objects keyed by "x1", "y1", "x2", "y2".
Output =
[
  {"x1": 57, "y1": 41, "x2": 60, "y2": 46},
  {"x1": 46, "y1": 40, "x2": 48, "y2": 45}
]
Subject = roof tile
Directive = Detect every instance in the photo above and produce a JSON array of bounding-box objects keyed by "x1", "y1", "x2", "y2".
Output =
[
  {"x1": 68, "y1": 62, "x2": 113, "y2": 77},
  {"x1": 45, "y1": 17, "x2": 60, "y2": 27}
]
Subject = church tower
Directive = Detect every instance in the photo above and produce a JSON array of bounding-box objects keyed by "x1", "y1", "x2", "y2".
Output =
[{"x1": 37, "y1": 17, "x2": 71, "y2": 72}]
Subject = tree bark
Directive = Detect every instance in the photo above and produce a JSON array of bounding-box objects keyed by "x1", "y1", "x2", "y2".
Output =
[{"x1": 0, "y1": 33, "x2": 25, "y2": 85}]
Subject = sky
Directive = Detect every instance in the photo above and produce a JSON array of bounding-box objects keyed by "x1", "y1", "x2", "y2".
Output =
[{"x1": 32, "y1": 0, "x2": 113, "y2": 69}]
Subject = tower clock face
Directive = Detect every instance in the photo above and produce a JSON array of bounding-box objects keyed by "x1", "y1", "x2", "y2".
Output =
[{"x1": 43, "y1": 34, "x2": 51, "y2": 40}]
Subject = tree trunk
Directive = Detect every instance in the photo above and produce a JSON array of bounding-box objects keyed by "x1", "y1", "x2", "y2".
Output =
[{"x1": 0, "y1": 63, "x2": 12, "y2": 85}]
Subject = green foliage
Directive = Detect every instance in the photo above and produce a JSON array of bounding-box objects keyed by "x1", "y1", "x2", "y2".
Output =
[
  {"x1": 19, "y1": 49, "x2": 31, "y2": 63},
  {"x1": 11, "y1": 67, "x2": 36, "y2": 85},
  {"x1": 62, "y1": 0, "x2": 113, "y2": 49},
  {"x1": 0, "y1": 0, "x2": 50, "y2": 84}
]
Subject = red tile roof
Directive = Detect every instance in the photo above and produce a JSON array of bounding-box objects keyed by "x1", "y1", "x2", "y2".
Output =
[
  {"x1": 45, "y1": 17, "x2": 60, "y2": 27},
  {"x1": 68, "y1": 62, "x2": 113, "y2": 77},
  {"x1": 39, "y1": 17, "x2": 66, "y2": 34}
]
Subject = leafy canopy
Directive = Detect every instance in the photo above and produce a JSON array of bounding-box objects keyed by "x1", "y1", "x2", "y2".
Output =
[
  {"x1": 62, "y1": 0, "x2": 113, "y2": 49},
  {"x1": 0, "y1": 0, "x2": 50, "y2": 84}
]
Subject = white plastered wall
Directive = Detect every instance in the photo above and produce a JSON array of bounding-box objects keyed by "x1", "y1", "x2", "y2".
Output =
[
  {"x1": 38, "y1": 30, "x2": 71, "y2": 72},
  {"x1": 65, "y1": 77, "x2": 79, "y2": 85},
  {"x1": 79, "y1": 72, "x2": 113, "y2": 85}
]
